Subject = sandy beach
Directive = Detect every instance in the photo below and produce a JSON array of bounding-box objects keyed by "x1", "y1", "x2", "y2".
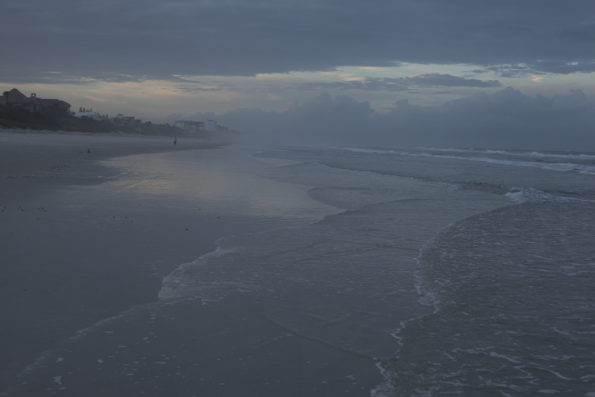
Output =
[
  {"x1": 0, "y1": 130, "x2": 500, "y2": 397},
  {"x1": 4, "y1": 2, "x2": 594, "y2": 395},
  {"x1": 0, "y1": 130, "x2": 226, "y2": 197},
  {"x1": 4, "y1": 131, "x2": 593, "y2": 396},
  {"x1": 0, "y1": 131, "x2": 503, "y2": 396},
  {"x1": 0, "y1": 130, "x2": 275, "y2": 392},
  {"x1": 1, "y1": 130, "x2": 356, "y2": 396}
]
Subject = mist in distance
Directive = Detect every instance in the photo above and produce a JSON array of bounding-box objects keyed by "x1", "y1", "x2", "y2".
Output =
[
  {"x1": 2, "y1": 0, "x2": 595, "y2": 149},
  {"x1": 4, "y1": 2, "x2": 595, "y2": 395},
  {"x1": 191, "y1": 88, "x2": 595, "y2": 150}
]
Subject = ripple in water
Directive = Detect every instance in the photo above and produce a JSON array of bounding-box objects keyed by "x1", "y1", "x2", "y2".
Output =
[{"x1": 385, "y1": 201, "x2": 595, "y2": 396}]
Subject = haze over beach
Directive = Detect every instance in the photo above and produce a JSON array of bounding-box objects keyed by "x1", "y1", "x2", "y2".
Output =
[{"x1": 2, "y1": 1, "x2": 595, "y2": 396}]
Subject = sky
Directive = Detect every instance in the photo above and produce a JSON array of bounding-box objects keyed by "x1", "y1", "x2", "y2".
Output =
[{"x1": 2, "y1": 0, "x2": 595, "y2": 148}]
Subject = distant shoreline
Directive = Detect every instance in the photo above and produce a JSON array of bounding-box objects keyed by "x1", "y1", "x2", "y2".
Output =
[
  {"x1": 1, "y1": 88, "x2": 235, "y2": 139},
  {"x1": 0, "y1": 129, "x2": 229, "y2": 199},
  {"x1": 0, "y1": 130, "x2": 236, "y2": 388}
]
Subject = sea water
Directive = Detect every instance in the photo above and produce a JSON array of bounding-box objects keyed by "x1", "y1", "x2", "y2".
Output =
[
  {"x1": 11, "y1": 144, "x2": 595, "y2": 396},
  {"x1": 258, "y1": 146, "x2": 595, "y2": 395}
]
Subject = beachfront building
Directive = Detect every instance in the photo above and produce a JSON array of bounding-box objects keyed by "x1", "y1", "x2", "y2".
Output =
[
  {"x1": 173, "y1": 119, "x2": 220, "y2": 139},
  {"x1": 112, "y1": 113, "x2": 137, "y2": 126},
  {"x1": 174, "y1": 120, "x2": 205, "y2": 134},
  {"x1": 0, "y1": 88, "x2": 71, "y2": 114},
  {"x1": 2, "y1": 88, "x2": 29, "y2": 105},
  {"x1": 206, "y1": 119, "x2": 219, "y2": 132},
  {"x1": 73, "y1": 109, "x2": 106, "y2": 121}
]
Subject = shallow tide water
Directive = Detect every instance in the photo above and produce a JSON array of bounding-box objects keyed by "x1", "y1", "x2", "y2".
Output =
[{"x1": 7, "y1": 144, "x2": 595, "y2": 396}]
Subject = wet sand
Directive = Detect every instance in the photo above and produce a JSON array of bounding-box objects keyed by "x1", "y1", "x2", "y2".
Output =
[
  {"x1": 1, "y1": 131, "x2": 390, "y2": 396},
  {"x1": 0, "y1": 130, "x2": 225, "y2": 199},
  {"x1": 0, "y1": 130, "x2": 257, "y2": 391}
]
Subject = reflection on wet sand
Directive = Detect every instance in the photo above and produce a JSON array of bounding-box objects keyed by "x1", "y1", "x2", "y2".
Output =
[{"x1": 103, "y1": 146, "x2": 338, "y2": 220}]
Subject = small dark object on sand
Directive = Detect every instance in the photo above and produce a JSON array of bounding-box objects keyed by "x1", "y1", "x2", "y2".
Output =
[
  {"x1": 87, "y1": 148, "x2": 91, "y2": 154},
  {"x1": 173, "y1": 136, "x2": 178, "y2": 146}
]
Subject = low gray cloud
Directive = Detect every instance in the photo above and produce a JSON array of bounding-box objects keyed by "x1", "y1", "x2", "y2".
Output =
[
  {"x1": 407, "y1": 74, "x2": 501, "y2": 88},
  {"x1": 176, "y1": 85, "x2": 222, "y2": 93},
  {"x1": 377, "y1": 88, "x2": 595, "y2": 149},
  {"x1": 1, "y1": 1, "x2": 594, "y2": 81},
  {"x1": 206, "y1": 88, "x2": 595, "y2": 150},
  {"x1": 489, "y1": 61, "x2": 595, "y2": 77},
  {"x1": 0, "y1": 70, "x2": 148, "y2": 85},
  {"x1": 303, "y1": 74, "x2": 501, "y2": 92}
]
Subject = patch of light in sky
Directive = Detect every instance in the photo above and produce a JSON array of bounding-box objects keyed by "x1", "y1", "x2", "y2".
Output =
[
  {"x1": 338, "y1": 63, "x2": 495, "y2": 79},
  {"x1": 3, "y1": 63, "x2": 595, "y2": 121}
]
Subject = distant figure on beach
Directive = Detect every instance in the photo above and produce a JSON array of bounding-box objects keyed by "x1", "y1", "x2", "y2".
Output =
[
  {"x1": 173, "y1": 136, "x2": 177, "y2": 146},
  {"x1": 87, "y1": 148, "x2": 91, "y2": 154}
]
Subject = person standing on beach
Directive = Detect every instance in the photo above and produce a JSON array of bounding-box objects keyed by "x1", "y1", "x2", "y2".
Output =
[{"x1": 173, "y1": 136, "x2": 177, "y2": 145}]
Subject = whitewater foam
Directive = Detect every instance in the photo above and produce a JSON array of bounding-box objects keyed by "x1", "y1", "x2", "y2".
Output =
[
  {"x1": 341, "y1": 146, "x2": 595, "y2": 175},
  {"x1": 158, "y1": 241, "x2": 239, "y2": 301}
]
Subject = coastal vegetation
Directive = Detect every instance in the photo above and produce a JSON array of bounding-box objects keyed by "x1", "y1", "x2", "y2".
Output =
[{"x1": 0, "y1": 88, "x2": 230, "y2": 138}]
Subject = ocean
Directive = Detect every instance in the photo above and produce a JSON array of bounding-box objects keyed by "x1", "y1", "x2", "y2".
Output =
[{"x1": 10, "y1": 144, "x2": 595, "y2": 396}]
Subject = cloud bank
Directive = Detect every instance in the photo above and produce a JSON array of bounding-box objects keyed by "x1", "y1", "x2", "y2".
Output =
[
  {"x1": 2, "y1": 1, "x2": 595, "y2": 81},
  {"x1": 304, "y1": 74, "x2": 501, "y2": 92},
  {"x1": 208, "y1": 89, "x2": 595, "y2": 150}
]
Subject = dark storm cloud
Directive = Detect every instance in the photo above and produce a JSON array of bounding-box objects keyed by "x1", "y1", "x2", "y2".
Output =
[
  {"x1": 213, "y1": 89, "x2": 595, "y2": 150},
  {"x1": 1, "y1": 0, "x2": 594, "y2": 81}
]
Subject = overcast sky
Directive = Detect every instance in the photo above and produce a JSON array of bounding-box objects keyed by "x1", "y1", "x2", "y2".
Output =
[{"x1": 2, "y1": 0, "x2": 595, "y2": 148}]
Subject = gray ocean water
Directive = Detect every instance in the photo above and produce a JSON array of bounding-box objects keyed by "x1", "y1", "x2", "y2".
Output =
[
  {"x1": 256, "y1": 146, "x2": 595, "y2": 396},
  {"x1": 11, "y1": 145, "x2": 595, "y2": 396}
]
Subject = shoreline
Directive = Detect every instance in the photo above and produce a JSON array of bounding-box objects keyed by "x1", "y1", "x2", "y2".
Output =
[
  {"x1": 4, "y1": 135, "x2": 453, "y2": 396},
  {"x1": 0, "y1": 129, "x2": 228, "y2": 198},
  {"x1": 2, "y1": 134, "x2": 591, "y2": 395},
  {"x1": 0, "y1": 131, "x2": 254, "y2": 390}
]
